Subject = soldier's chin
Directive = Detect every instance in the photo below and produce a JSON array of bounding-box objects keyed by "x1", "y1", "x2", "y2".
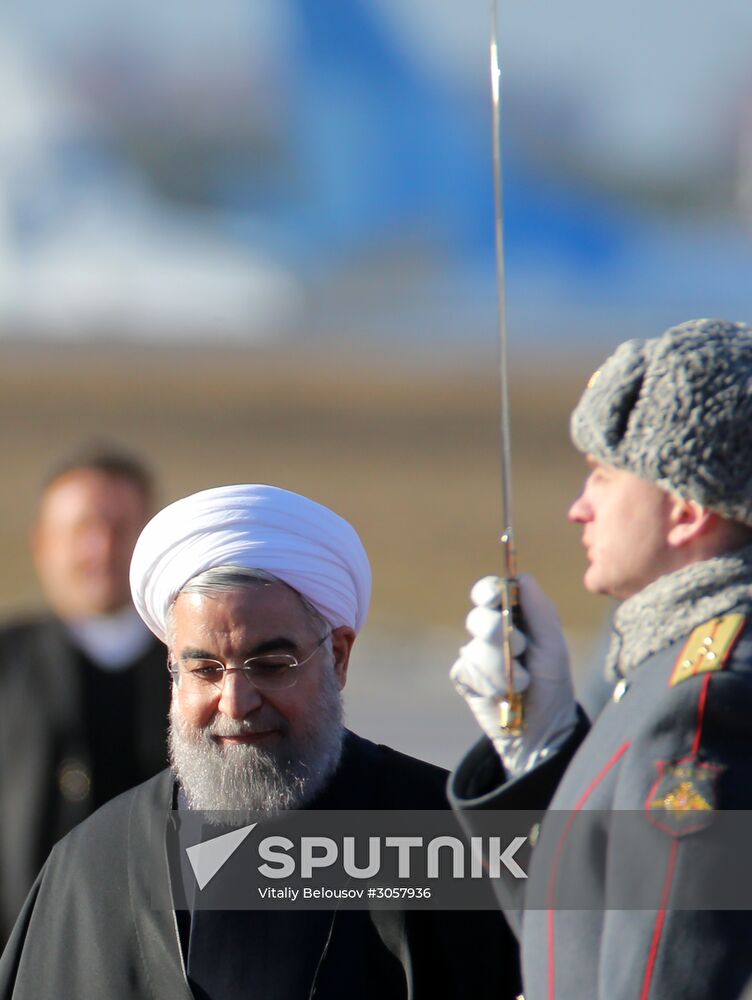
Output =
[{"x1": 582, "y1": 564, "x2": 608, "y2": 596}]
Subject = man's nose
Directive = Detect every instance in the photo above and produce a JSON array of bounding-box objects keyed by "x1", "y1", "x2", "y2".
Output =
[
  {"x1": 217, "y1": 671, "x2": 264, "y2": 719},
  {"x1": 567, "y1": 491, "x2": 590, "y2": 523},
  {"x1": 82, "y1": 524, "x2": 117, "y2": 562}
]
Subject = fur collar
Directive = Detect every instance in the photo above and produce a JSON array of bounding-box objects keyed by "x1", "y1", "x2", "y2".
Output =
[{"x1": 606, "y1": 544, "x2": 752, "y2": 679}]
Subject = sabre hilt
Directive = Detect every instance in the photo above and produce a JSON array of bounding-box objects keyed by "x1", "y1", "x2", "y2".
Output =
[{"x1": 498, "y1": 535, "x2": 525, "y2": 735}]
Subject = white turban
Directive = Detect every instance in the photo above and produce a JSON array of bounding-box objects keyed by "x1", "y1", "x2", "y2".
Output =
[{"x1": 129, "y1": 484, "x2": 372, "y2": 642}]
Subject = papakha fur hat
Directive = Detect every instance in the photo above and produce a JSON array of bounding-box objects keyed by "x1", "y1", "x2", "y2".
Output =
[{"x1": 570, "y1": 318, "x2": 752, "y2": 525}]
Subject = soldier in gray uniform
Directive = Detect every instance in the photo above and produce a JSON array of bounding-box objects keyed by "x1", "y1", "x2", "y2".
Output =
[{"x1": 449, "y1": 318, "x2": 752, "y2": 999}]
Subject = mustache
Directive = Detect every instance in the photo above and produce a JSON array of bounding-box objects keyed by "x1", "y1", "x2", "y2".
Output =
[{"x1": 205, "y1": 715, "x2": 282, "y2": 738}]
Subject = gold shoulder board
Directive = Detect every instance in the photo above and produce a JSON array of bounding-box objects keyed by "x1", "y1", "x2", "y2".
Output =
[{"x1": 669, "y1": 613, "x2": 746, "y2": 687}]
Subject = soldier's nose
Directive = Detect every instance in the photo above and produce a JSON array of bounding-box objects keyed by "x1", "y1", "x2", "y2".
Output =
[{"x1": 568, "y1": 492, "x2": 591, "y2": 523}]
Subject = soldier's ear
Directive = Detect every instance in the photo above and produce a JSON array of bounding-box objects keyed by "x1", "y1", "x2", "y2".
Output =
[{"x1": 666, "y1": 497, "x2": 714, "y2": 548}]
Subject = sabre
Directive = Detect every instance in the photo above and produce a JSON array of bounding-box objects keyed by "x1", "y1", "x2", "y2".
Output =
[{"x1": 489, "y1": 0, "x2": 524, "y2": 733}]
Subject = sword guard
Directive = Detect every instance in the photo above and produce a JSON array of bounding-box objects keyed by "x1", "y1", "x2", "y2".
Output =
[
  {"x1": 498, "y1": 691, "x2": 525, "y2": 734},
  {"x1": 498, "y1": 576, "x2": 525, "y2": 735}
]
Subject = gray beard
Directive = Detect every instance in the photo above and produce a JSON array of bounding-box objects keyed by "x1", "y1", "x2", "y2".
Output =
[{"x1": 169, "y1": 668, "x2": 345, "y2": 816}]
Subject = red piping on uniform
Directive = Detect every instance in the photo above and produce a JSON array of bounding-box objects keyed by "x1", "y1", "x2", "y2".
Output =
[
  {"x1": 639, "y1": 838, "x2": 679, "y2": 1000},
  {"x1": 572, "y1": 743, "x2": 632, "y2": 812},
  {"x1": 641, "y1": 658, "x2": 716, "y2": 996},
  {"x1": 691, "y1": 673, "x2": 712, "y2": 757},
  {"x1": 546, "y1": 740, "x2": 631, "y2": 1000}
]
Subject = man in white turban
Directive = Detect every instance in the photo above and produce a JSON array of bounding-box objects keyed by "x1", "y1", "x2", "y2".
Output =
[
  {"x1": 129, "y1": 484, "x2": 372, "y2": 816},
  {"x1": 0, "y1": 484, "x2": 520, "y2": 1000}
]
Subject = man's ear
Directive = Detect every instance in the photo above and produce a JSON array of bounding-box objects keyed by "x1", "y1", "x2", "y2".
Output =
[
  {"x1": 666, "y1": 497, "x2": 715, "y2": 548},
  {"x1": 330, "y1": 626, "x2": 356, "y2": 689}
]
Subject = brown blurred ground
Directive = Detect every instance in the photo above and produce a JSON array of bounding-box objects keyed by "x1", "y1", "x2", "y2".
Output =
[{"x1": 0, "y1": 340, "x2": 604, "y2": 639}]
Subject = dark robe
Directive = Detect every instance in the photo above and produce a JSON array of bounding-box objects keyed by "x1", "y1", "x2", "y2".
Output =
[
  {"x1": 0, "y1": 616, "x2": 169, "y2": 945},
  {"x1": 0, "y1": 732, "x2": 520, "y2": 999}
]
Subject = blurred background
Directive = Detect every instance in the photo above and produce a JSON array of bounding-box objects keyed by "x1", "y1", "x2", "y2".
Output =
[{"x1": 0, "y1": 0, "x2": 750, "y2": 765}]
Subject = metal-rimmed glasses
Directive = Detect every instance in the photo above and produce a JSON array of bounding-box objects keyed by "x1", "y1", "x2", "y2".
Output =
[{"x1": 167, "y1": 632, "x2": 331, "y2": 692}]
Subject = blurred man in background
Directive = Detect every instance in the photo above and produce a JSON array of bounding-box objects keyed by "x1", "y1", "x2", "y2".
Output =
[{"x1": 0, "y1": 446, "x2": 169, "y2": 945}]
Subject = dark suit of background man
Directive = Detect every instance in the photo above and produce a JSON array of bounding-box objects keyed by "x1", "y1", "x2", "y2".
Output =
[{"x1": 0, "y1": 447, "x2": 169, "y2": 945}]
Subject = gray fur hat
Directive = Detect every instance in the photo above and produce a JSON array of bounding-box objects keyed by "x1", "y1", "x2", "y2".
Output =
[{"x1": 570, "y1": 318, "x2": 752, "y2": 525}]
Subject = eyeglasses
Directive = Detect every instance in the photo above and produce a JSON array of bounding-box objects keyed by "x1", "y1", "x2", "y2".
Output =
[{"x1": 167, "y1": 632, "x2": 331, "y2": 692}]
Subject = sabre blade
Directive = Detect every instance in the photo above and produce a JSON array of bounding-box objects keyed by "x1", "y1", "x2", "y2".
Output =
[
  {"x1": 489, "y1": 0, "x2": 523, "y2": 733},
  {"x1": 489, "y1": 1, "x2": 513, "y2": 557}
]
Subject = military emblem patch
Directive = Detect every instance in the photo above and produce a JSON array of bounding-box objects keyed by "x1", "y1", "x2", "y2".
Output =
[
  {"x1": 645, "y1": 758, "x2": 724, "y2": 836},
  {"x1": 669, "y1": 613, "x2": 746, "y2": 687}
]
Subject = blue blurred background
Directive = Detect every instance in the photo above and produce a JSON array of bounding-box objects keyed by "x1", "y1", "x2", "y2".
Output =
[
  {"x1": 2, "y1": 0, "x2": 751, "y2": 763},
  {"x1": 2, "y1": 0, "x2": 750, "y2": 352}
]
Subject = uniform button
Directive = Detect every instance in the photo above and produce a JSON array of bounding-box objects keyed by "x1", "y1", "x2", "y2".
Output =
[
  {"x1": 613, "y1": 679, "x2": 629, "y2": 703},
  {"x1": 529, "y1": 823, "x2": 541, "y2": 848},
  {"x1": 58, "y1": 759, "x2": 92, "y2": 802}
]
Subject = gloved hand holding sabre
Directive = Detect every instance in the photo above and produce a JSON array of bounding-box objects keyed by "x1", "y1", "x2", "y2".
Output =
[{"x1": 450, "y1": 574, "x2": 578, "y2": 776}]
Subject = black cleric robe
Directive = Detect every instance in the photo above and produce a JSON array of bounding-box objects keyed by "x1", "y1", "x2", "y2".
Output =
[
  {"x1": 0, "y1": 731, "x2": 520, "y2": 1000},
  {"x1": 0, "y1": 615, "x2": 169, "y2": 946}
]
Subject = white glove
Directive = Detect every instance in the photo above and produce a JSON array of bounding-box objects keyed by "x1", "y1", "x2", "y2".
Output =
[{"x1": 450, "y1": 574, "x2": 577, "y2": 776}]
